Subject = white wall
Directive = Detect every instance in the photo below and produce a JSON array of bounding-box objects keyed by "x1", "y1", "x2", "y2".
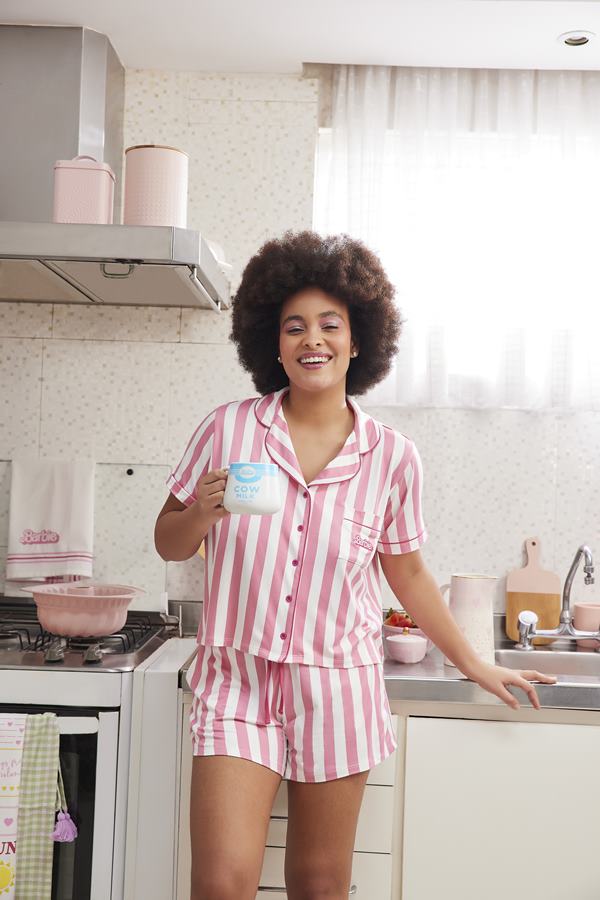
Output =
[{"x1": 1, "y1": 68, "x2": 598, "y2": 616}]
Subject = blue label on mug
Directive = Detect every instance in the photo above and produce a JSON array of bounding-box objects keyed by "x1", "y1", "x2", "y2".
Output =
[{"x1": 229, "y1": 463, "x2": 278, "y2": 484}]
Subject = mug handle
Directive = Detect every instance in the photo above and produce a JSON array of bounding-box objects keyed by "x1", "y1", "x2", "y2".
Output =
[{"x1": 439, "y1": 582, "x2": 457, "y2": 667}]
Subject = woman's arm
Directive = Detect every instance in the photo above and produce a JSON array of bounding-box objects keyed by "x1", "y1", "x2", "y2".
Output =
[
  {"x1": 378, "y1": 549, "x2": 556, "y2": 709},
  {"x1": 154, "y1": 468, "x2": 229, "y2": 561}
]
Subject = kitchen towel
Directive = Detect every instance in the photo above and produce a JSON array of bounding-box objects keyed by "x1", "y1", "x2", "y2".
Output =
[
  {"x1": 0, "y1": 714, "x2": 27, "y2": 900},
  {"x1": 5, "y1": 458, "x2": 95, "y2": 592},
  {"x1": 14, "y1": 713, "x2": 60, "y2": 900}
]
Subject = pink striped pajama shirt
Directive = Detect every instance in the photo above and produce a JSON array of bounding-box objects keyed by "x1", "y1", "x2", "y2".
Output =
[{"x1": 167, "y1": 388, "x2": 427, "y2": 781}]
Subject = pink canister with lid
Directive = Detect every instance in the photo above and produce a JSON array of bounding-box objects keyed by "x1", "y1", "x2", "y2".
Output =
[
  {"x1": 53, "y1": 155, "x2": 115, "y2": 224},
  {"x1": 123, "y1": 144, "x2": 188, "y2": 228}
]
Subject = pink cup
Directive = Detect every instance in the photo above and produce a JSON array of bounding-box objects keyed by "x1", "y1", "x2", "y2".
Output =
[{"x1": 573, "y1": 602, "x2": 600, "y2": 649}]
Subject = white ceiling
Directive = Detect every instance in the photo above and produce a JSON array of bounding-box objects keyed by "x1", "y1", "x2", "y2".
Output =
[{"x1": 2, "y1": 0, "x2": 600, "y2": 73}]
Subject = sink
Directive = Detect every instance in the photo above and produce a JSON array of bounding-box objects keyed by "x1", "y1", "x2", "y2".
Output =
[{"x1": 495, "y1": 647, "x2": 600, "y2": 678}]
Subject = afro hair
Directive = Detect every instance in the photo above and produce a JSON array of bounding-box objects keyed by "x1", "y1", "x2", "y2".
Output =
[{"x1": 230, "y1": 230, "x2": 403, "y2": 396}]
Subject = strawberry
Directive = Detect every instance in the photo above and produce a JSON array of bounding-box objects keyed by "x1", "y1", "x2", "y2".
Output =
[{"x1": 384, "y1": 610, "x2": 416, "y2": 628}]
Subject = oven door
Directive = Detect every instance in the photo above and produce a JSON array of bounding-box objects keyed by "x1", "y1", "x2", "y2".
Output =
[{"x1": 1, "y1": 704, "x2": 119, "y2": 900}]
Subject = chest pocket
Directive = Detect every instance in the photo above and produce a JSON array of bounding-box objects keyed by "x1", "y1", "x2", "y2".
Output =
[{"x1": 337, "y1": 509, "x2": 382, "y2": 569}]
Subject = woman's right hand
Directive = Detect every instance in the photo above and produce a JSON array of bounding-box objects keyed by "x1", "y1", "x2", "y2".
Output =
[{"x1": 193, "y1": 468, "x2": 230, "y2": 523}]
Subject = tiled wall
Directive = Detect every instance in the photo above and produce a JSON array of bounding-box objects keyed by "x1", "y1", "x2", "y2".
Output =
[
  {"x1": 0, "y1": 71, "x2": 317, "y2": 608},
  {"x1": 370, "y1": 407, "x2": 600, "y2": 611},
  {"x1": 1, "y1": 69, "x2": 599, "y2": 616}
]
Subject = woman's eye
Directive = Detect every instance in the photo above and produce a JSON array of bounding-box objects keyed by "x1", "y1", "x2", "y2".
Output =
[
  {"x1": 285, "y1": 327, "x2": 303, "y2": 334},
  {"x1": 322, "y1": 324, "x2": 339, "y2": 330}
]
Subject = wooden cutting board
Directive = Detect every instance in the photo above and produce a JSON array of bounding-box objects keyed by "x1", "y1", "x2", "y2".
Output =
[{"x1": 505, "y1": 537, "x2": 561, "y2": 645}]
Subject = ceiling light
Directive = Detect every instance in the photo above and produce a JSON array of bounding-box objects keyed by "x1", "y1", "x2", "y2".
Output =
[{"x1": 558, "y1": 30, "x2": 595, "y2": 46}]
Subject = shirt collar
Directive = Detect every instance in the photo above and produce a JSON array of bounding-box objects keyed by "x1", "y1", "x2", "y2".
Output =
[{"x1": 254, "y1": 389, "x2": 381, "y2": 486}]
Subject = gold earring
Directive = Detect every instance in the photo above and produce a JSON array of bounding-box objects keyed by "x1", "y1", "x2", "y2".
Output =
[{"x1": 351, "y1": 351, "x2": 358, "y2": 358}]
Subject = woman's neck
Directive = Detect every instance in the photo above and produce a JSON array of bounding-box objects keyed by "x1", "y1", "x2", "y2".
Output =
[{"x1": 282, "y1": 384, "x2": 350, "y2": 428}]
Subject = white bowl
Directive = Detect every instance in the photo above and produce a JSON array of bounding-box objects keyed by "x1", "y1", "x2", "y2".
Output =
[
  {"x1": 386, "y1": 633, "x2": 428, "y2": 664},
  {"x1": 383, "y1": 623, "x2": 434, "y2": 653}
]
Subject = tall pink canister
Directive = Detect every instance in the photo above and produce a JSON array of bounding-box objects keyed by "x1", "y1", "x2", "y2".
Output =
[
  {"x1": 53, "y1": 156, "x2": 115, "y2": 224},
  {"x1": 123, "y1": 144, "x2": 188, "y2": 227}
]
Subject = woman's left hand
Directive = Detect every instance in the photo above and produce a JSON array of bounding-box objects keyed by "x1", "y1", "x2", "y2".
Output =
[{"x1": 467, "y1": 661, "x2": 557, "y2": 710}]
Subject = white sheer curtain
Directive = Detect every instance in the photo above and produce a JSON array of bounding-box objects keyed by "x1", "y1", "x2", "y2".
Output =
[{"x1": 314, "y1": 66, "x2": 600, "y2": 408}]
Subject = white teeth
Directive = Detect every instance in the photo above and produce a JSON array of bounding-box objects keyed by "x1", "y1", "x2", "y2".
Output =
[{"x1": 300, "y1": 356, "x2": 330, "y2": 364}]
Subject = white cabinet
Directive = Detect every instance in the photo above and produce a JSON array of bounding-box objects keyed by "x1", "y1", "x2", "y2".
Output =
[
  {"x1": 401, "y1": 717, "x2": 600, "y2": 900},
  {"x1": 265, "y1": 782, "x2": 396, "y2": 854},
  {"x1": 176, "y1": 697, "x2": 194, "y2": 900},
  {"x1": 259, "y1": 847, "x2": 392, "y2": 898},
  {"x1": 176, "y1": 697, "x2": 398, "y2": 900}
]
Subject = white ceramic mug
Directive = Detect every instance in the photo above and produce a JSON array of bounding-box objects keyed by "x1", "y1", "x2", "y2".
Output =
[
  {"x1": 223, "y1": 462, "x2": 282, "y2": 515},
  {"x1": 440, "y1": 573, "x2": 497, "y2": 667}
]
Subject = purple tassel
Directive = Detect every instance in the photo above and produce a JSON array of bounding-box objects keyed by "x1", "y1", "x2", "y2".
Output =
[{"x1": 52, "y1": 810, "x2": 78, "y2": 842}]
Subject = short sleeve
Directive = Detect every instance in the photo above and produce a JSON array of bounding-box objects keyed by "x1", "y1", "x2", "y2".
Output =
[
  {"x1": 377, "y1": 438, "x2": 427, "y2": 555},
  {"x1": 165, "y1": 410, "x2": 216, "y2": 507}
]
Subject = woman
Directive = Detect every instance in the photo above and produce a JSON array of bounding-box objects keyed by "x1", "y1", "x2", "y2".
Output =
[{"x1": 155, "y1": 231, "x2": 555, "y2": 900}]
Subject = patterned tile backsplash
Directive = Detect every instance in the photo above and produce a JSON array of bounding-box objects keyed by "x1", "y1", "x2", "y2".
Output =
[
  {"x1": 1, "y1": 69, "x2": 599, "y2": 620},
  {"x1": 123, "y1": 70, "x2": 319, "y2": 290}
]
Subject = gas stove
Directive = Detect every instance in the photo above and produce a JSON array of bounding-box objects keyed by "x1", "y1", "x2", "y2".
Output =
[
  {"x1": 0, "y1": 592, "x2": 192, "y2": 899},
  {"x1": 0, "y1": 595, "x2": 180, "y2": 671}
]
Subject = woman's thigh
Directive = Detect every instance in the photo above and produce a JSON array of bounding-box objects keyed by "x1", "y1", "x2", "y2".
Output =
[
  {"x1": 190, "y1": 755, "x2": 282, "y2": 900},
  {"x1": 284, "y1": 769, "x2": 370, "y2": 900}
]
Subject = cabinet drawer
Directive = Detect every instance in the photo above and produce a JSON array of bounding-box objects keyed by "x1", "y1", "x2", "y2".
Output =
[
  {"x1": 267, "y1": 784, "x2": 395, "y2": 853},
  {"x1": 259, "y1": 847, "x2": 391, "y2": 898},
  {"x1": 366, "y1": 738, "x2": 398, "y2": 786},
  {"x1": 271, "y1": 744, "x2": 398, "y2": 821}
]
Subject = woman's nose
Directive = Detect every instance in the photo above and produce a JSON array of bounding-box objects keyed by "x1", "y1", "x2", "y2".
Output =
[{"x1": 303, "y1": 330, "x2": 323, "y2": 347}]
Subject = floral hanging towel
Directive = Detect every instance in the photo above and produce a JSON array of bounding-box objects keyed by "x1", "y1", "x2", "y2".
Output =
[{"x1": 0, "y1": 715, "x2": 27, "y2": 899}]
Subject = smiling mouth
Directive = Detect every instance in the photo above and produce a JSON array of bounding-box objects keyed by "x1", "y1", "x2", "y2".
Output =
[{"x1": 297, "y1": 355, "x2": 332, "y2": 369}]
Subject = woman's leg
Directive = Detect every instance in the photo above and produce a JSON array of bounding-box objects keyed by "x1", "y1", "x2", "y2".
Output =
[
  {"x1": 187, "y1": 645, "x2": 287, "y2": 899},
  {"x1": 190, "y1": 755, "x2": 282, "y2": 900},
  {"x1": 278, "y1": 660, "x2": 396, "y2": 898},
  {"x1": 284, "y1": 770, "x2": 370, "y2": 900}
]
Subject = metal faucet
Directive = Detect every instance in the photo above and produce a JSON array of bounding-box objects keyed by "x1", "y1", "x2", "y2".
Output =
[{"x1": 516, "y1": 545, "x2": 596, "y2": 650}]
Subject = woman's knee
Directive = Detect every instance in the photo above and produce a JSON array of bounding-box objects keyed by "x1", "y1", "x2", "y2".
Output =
[
  {"x1": 190, "y1": 864, "x2": 257, "y2": 900},
  {"x1": 285, "y1": 866, "x2": 351, "y2": 899}
]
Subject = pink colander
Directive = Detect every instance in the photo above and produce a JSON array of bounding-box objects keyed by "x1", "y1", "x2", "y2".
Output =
[{"x1": 27, "y1": 582, "x2": 146, "y2": 637}]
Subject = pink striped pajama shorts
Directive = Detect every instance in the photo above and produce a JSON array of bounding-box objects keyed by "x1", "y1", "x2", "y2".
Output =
[{"x1": 187, "y1": 644, "x2": 397, "y2": 783}]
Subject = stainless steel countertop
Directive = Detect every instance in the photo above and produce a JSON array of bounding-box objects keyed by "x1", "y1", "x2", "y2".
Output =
[
  {"x1": 181, "y1": 642, "x2": 600, "y2": 710},
  {"x1": 384, "y1": 647, "x2": 600, "y2": 711}
]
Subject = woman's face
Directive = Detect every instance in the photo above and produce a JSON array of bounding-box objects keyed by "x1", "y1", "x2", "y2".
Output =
[{"x1": 279, "y1": 288, "x2": 358, "y2": 394}]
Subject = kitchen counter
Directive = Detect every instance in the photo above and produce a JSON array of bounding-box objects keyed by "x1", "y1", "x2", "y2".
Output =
[
  {"x1": 384, "y1": 646, "x2": 600, "y2": 711},
  {"x1": 180, "y1": 640, "x2": 600, "y2": 710},
  {"x1": 178, "y1": 603, "x2": 600, "y2": 710}
]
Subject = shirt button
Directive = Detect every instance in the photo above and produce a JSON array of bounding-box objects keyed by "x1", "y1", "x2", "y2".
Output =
[
  {"x1": 292, "y1": 559, "x2": 298, "y2": 566},
  {"x1": 303, "y1": 491, "x2": 308, "y2": 499},
  {"x1": 280, "y1": 632, "x2": 287, "y2": 640},
  {"x1": 285, "y1": 595, "x2": 293, "y2": 603},
  {"x1": 297, "y1": 525, "x2": 304, "y2": 532}
]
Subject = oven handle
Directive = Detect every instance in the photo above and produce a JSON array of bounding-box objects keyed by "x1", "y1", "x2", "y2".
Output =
[{"x1": 58, "y1": 717, "x2": 99, "y2": 735}]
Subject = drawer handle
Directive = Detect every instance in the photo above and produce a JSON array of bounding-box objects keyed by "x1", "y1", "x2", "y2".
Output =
[{"x1": 258, "y1": 887, "x2": 357, "y2": 895}]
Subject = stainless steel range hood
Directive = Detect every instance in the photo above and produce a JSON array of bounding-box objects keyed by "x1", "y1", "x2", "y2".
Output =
[
  {"x1": 0, "y1": 25, "x2": 229, "y2": 310},
  {"x1": 0, "y1": 222, "x2": 229, "y2": 309}
]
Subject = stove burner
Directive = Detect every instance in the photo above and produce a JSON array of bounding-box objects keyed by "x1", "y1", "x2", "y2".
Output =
[
  {"x1": 83, "y1": 643, "x2": 103, "y2": 664},
  {"x1": 66, "y1": 638, "x2": 106, "y2": 664},
  {"x1": 38, "y1": 624, "x2": 160, "y2": 664},
  {"x1": 0, "y1": 600, "x2": 178, "y2": 668},
  {"x1": 45, "y1": 637, "x2": 66, "y2": 663},
  {"x1": 0, "y1": 624, "x2": 37, "y2": 651}
]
